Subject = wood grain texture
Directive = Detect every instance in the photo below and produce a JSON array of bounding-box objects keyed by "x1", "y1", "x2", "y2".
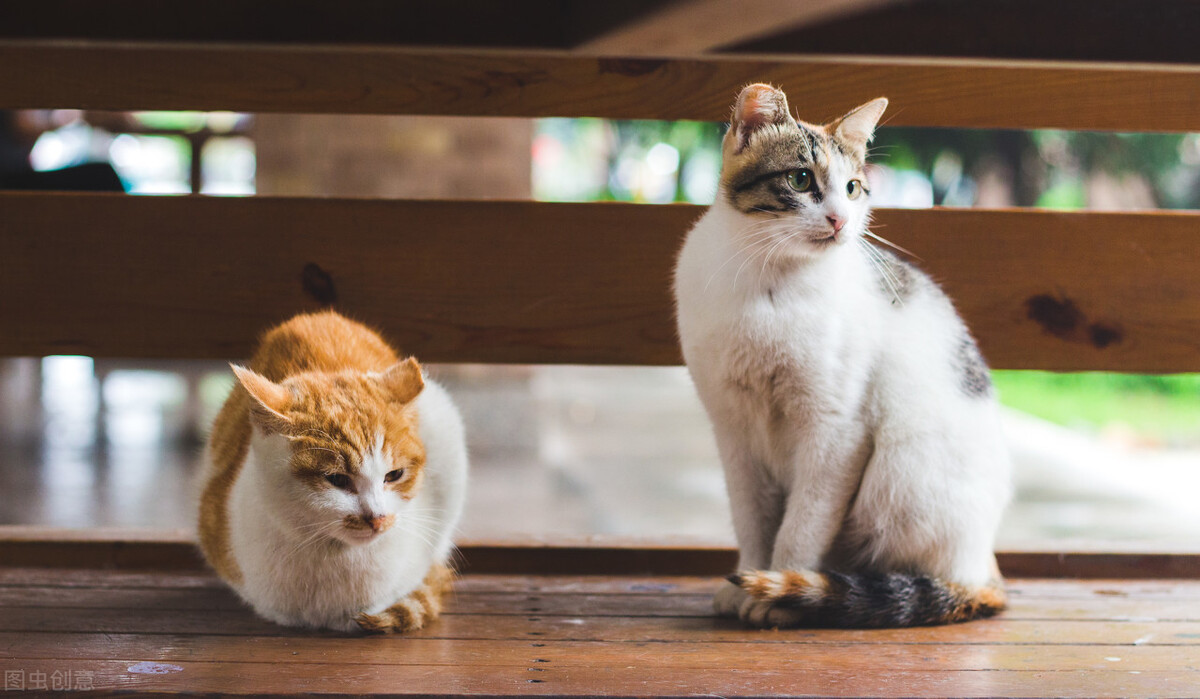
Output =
[
  {"x1": 2, "y1": 633, "x2": 1196, "y2": 672},
  {"x1": 3, "y1": 193, "x2": 1199, "y2": 371},
  {"x1": 6, "y1": 566, "x2": 1200, "y2": 598},
  {"x1": 6, "y1": 584, "x2": 1200, "y2": 621},
  {"x1": 1, "y1": 567, "x2": 1199, "y2": 697},
  {"x1": 577, "y1": 0, "x2": 899, "y2": 54},
  {"x1": 6, "y1": 657, "x2": 1198, "y2": 697},
  {"x1": 2, "y1": 42, "x2": 1200, "y2": 131},
  {"x1": 4, "y1": 604, "x2": 1197, "y2": 643}
]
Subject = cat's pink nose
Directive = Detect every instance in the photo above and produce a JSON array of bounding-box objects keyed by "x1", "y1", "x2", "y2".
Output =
[
  {"x1": 365, "y1": 514, "x2": 394, "y2": 533},
  {"x1": 827, "y1": 215, "x2": 846, "y2": 233}
]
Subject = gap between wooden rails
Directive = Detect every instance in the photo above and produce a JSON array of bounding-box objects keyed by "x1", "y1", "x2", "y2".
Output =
[{"x1": 2, "y1": 193, "x2": 1199, "y2": 372}]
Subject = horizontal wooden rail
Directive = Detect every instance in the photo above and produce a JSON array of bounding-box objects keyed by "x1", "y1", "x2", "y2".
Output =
[
  {"x1": 1, "y1": 528, "x2": 1197, "y2": 578},
  {"x1": 2, "y1": 193, "x2": 1199, "y2": 371},
  {"x1": 2, "y1": 42, "x2": 1200, "y2": 131}
]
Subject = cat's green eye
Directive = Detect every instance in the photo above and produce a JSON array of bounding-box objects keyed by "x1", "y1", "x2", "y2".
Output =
[
  {"x1": 846, "y1": 179, "x2": 864, "y2": 200},
  {"x1": 786, "y1": 169, "x2": 814, "y2": 192},
  {"x1": 384, "y1": 469, "x2": 405, "y2": 483},
  {"x1": 325, "y1": 473, "x2": 352, "y2": 490}
]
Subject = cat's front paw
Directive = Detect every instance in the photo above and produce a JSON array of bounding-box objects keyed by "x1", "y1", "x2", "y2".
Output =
[
  {"x1": 355, "y1": 566, "x2": 452, "y2": 634},
  {"x1": 737, "y1": 596, "x2": 806, "y2": 629},
  {"x1": 355, "y1": 597, "x2": 430, "y2": 634},
  {"x1": 717, "y1": 579, "x2": 805, "y2": 628},
  {"x1": 714, "y1": 580, "x2": 749, "y2": 617}
]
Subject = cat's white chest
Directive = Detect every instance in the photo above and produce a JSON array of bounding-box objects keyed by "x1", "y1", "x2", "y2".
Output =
[
  {"x1": 712, "y1": 291, "x2": 868, "y2": 458},
  {"x1": 676, "y1": 216, "x2": 881, "y2": 472}
]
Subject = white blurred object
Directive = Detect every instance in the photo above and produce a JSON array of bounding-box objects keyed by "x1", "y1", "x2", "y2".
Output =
[
  {"x1": 866, "y1": 165, "x2": 935, "y2": 208},
  {"x1": 1001, "y1": 408, "x2": 1200, "y2": 548},
  {"x1": 108, "y1": 134, "x2": 189, "y2": 194},
  {"x1": 30, "y1": 121, "x2": 109, "y2": 171}
]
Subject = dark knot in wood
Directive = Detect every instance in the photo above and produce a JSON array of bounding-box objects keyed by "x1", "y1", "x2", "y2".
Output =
[
  {"x1": 1025, "y1": 294, "x2": 1084, "y2": 339},
  {"x1": 1025, "y1": 293, "x2": 1122, "y2": 349},
  {"x1": 301, "y1": 263, "x2": 338, "y2": 306}
]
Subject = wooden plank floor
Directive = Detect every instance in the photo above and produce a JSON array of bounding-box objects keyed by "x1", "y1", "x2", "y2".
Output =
[{"x1": 1, "y1": 567, "x2": 1198, "y2": 697}]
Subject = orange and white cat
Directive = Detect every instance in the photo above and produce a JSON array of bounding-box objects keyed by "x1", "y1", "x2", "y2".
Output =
[{"x1": 198, "y1": 311, "x2": 468, "y2": 633}]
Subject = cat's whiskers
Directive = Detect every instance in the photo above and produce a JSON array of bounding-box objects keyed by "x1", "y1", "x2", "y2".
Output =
[
  {"x1": 396, "y1": 514, "x2": 441, "y2": 550},
  {"x1": 399, "y1": 506, "x2": 447, "y2": 531},
  {"x1": 400, "y1": 510, "x2": 447, "y2": 521},
  {"x1": 858, "y1": 238, "x2": 903, "y2": 305},
  {"x1": 858, "y1": 228, "x2": 905, "y2": 300},
  {"x1": 863, "y1": 225, "x2": 921, "y2": 260},
  {"x1": 277, "y1": 519, "x2": 342, "y2": 568},
  {"x1": 405, "y1": 524, "x2": 440, "y2": 551},
  {"x1": 397, "y1": 512, "x2": 443, "y2": 532},
  {"x1": 732, "y1": 231, "x2": 790, "y2": 288},
  {"x1": 729, "y1": 219, "x2": 800, "y2": 288},
  {"x1": 704, "y1": 223, "x2": 792, "y2": 292},
  {"x1": 753, "y1": 227, "x2": 802, "y2": 287},
  {"x1": 399, "y1": 514, "x2": 447, "y2": 537}
]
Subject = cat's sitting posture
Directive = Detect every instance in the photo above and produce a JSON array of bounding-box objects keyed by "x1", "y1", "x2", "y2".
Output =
[
  {"x1": 198, "y1": 311, "x2": 468, "y2": 633},
  {"x1": 674, "y1": 84, "x2": 1010, "y2": 628}
]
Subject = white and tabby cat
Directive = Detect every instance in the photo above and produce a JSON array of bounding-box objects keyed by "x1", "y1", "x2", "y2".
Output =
[{"x1": 674, "y1": 84, "x2": 1010, "y2": 627}]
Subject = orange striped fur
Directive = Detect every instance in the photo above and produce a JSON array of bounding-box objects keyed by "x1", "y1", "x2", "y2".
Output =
[{"x1": 356, "y1": 563, "x2": 455, "y2": 633}]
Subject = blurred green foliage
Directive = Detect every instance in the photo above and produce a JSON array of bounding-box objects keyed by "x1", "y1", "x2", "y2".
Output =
[
  {"x1": 993, "y1": 371, "x2": 1200, "y2": 446},
  {"x1": 872, "y1": 127, "x2": 1200, "y2": 209}
]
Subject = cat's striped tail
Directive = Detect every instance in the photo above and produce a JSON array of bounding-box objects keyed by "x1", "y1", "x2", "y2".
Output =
[{"x1": 729, "y1": 568, "x2": 1006, "y2": 628}]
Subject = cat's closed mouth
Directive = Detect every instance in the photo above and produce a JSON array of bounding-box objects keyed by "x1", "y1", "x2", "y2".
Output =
[{"x1": 346, "y1": 528, "x2": 382, "y2": 543}]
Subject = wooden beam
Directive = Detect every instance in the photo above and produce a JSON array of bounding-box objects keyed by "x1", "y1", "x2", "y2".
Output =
[
  {"x1": 2, "y1": 528, "x2": 1198, "y2": 578},
  {"x1": 577, "y1": 0, "x2": 898, "y2": 55},
  {"x1": 3, "y1": 43, "x2": 1200, "y2": 131},
  {"x1": 2, "y1": 193, "x2": 1199, "y2": 371}
]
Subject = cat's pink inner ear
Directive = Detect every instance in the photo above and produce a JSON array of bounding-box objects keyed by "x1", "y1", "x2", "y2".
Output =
[
  {"x1": 231, "y1": 365, "x2": 293, "y2": 433},
  {"x1": 732, "y1": 83, "x2": 793, "y2": 153},
  {"x1": 380, "y1": 357, "x2": 425, "y2": 405},
  {"x1": 833, "y1": 97, "x2": 889, "y2": 147}
]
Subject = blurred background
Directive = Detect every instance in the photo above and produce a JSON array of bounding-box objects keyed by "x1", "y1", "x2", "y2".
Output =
[{"x1": 1, "y1": 108, "x2": 1198, "y2": 550}]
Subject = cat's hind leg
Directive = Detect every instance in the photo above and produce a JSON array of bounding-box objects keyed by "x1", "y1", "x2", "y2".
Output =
[{"x1": 356, "y1": 563, "x2": 454, "y2": 634}]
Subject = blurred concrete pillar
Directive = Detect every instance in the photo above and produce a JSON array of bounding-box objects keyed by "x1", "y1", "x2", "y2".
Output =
[
  {"x1": 253, "y1": 115, "x2": 532, "y2": 199},
  {"x1": 0, "y1": 358, "x2": 42, "y2": 447}
]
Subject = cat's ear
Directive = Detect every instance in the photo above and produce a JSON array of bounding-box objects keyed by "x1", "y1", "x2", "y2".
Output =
[
  {"x1": 379, "y1": 357, "x2": 425, "y2": 405},
  {"x1": 730, "y1": 83, "x2": 794, "y2": 153},
  {"x1": 231, "y1": 365, "x2": 293, "y2": 434},
  {"x1": 832, "y1": 97, "x2": 888, "y2": 147}
]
